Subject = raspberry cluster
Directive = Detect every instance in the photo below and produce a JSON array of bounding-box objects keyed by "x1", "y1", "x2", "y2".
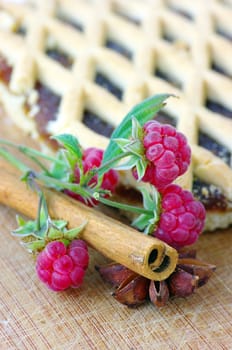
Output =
[
  {"x1": 36, "y1": 240, "x2": 89, "y2": 291},
  {"x1": 66, "y1": 147, "x2": 119, "y2": 206},
  {"x1": 154, "y1": 184, "x2": 206, "y2": 248},
  {"x1": 132, "y1": 120, "x2": 205, "y2": 249},
  {"x1": 135, "y1": 121, "x2": 191, "y2": 191}
]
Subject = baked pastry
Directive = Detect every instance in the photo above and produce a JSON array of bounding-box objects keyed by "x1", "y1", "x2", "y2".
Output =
[{"x1": 0, "y1": 0, "x2": 232, "y2": 231}]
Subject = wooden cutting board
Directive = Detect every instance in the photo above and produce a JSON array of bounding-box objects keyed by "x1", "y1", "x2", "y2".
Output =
[{"x1": 0, "y1": 110, "x2": 231, "y2": 350}]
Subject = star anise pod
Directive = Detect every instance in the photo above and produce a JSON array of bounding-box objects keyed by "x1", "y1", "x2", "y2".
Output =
[{"x1": 96, "y1": 249, "x2": 216, "y2": 308}]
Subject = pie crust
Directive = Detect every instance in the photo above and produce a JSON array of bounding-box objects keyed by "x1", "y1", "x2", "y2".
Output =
[{"x1": 0, "y1": 0, "x2": 232, "y2": 231}]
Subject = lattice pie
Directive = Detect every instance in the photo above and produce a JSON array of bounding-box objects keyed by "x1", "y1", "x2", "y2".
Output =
[{"x1": 0, "y1": 0, "x2": 232, "y2": 231}]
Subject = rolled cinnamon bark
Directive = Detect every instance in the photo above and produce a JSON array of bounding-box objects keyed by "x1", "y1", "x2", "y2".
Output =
[{"x1": 0, "y1": 162, "x2": 178, "y2": 281}]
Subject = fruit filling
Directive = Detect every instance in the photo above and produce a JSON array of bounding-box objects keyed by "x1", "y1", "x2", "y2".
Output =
[
  {"x1": 199, "y1": 132, "x2": 231, "y2": 165},
  {"x1": 46, "y1": 48, "x2": 73, "y2": 69},
  {"x1": 105, "y1": 39, "x2": 133, "y2": 60},
  {"x1": 154, "y1": 112, "x2": 230, "y2": 210},
  {"x1": 83, "y1": 110, "x2": 115, "y2": 138},
  {"x1": 0, "y1": 55, "x2": 12, "y2": 85},
  {"x1": 95, "y1": 72, "x2": 123, "y2": 100},
  {"x1": 155, "y1": 68, "x2": 182, "y2": 89},
  {"x1": 206, "y1": 100, "x2": 232, "y2": 119},
  {"x1": 33, "y1": 82, "x2": 61, "y2": 147}
]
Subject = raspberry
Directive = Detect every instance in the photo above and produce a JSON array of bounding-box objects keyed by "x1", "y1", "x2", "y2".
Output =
[
  {"x1": 154, "y1": 184, "x2": 206, "y2": 249},
  {"x1": 36, "y1": 239, "x2": 89, "y2": 291},
  {"x1": 65, "y1": 147, "x2": 119, "y2": 206},
  {"x1": 134, "y1": 121, "x2": 191, "y2": 190}
]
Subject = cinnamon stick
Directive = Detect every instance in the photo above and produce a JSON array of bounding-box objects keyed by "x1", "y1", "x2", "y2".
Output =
[{"x1": 0, "y1": 162, "x2": 178, "y2": 281}]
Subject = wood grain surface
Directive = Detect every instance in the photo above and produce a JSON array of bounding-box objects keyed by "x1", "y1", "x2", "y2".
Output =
[{"x1": 0, "y1": 111, "x2": 232, "y2": 350}]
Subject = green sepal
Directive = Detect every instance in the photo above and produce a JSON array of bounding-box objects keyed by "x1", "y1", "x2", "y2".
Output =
[
  {"x1": 63, "y1": 221, "x2": 87, "y2": 240},
  {"x1": 135, "y1": 158, "x2": 148, "y2": 181},
  {"x1": 102, "y1": 94, "x2": 172, "y2": 167},
  {"x1": 132, "y1": 185, "x2": 161, "y2": 235},
  {"x1": 12, "y1": 219, "x2": 37, "y2": 237},
  {"x1": 21, "y1": 239, "x2": 45, "y2": 253},
  {"x1": 131, "y1": 117, "x2": 143, "y2": 139},
  {"x1": 113, "y1": 154, "x2": 140, "y2": 171},
  {"x1": 49, "y1": 150, "x2": 71, "y2": 181}
]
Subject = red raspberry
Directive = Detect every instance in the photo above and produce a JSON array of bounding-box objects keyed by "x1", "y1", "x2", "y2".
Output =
[
  {"x1": 36, "y1": 239, "x2": 89, "y2": 291},
  {"x1": 134, "y1": 121, "x2": 191, "y2": 190},
  {"x1": 154, "y1": 184, "x2": 206, "y2": 249},
  {"x1": 65, "y1": 147, "x2": 119, "y2": 206}
]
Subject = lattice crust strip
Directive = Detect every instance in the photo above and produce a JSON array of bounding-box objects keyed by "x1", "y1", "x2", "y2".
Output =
[{"x1": 0, "y1": 0, "x2": 232, "y2": 231}]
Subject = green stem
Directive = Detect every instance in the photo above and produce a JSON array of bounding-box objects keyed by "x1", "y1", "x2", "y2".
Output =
[
  {"x1": 95, "y1": 151, "x2": 132, "y2": 177},
  {"x1": 0, "y1": 138, "x2": 64, "y2": 166},
  {"x1": 95, "y1": 194, "x2": 152, "y2": 216},
  {"x1": 35, "y1": 173, "x2": 91, "y2": 198},
  {"x1": 0, "y1": 147, "x2": 30, "y2": 173}
]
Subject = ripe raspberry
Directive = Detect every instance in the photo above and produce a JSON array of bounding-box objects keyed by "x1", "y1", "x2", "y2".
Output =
[
  {"x1": 36, "y1": 239, "x2": 89, "y2": 291},
  {"x1": 154, "y1": 184, "x2": 206, "y2": 249},
  {"x1": 65, "y1": 147, "x2": 119, "y2": 206},
  {"x1": 134, "y1": 121, "x2": 191, "y2": 190}
]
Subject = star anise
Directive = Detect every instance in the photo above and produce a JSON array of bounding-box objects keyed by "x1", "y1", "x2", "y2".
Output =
[{"x1": 96, "y1": 249, "x2": 216, "y2": 307}]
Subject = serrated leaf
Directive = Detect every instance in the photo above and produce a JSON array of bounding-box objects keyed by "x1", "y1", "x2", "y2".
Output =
[
  {"x1": 52, "y1": 134, "x2": 83, "y2": 159},
  {"x1": 102, "y1": 94, "x2": 172, "y2": 165}
]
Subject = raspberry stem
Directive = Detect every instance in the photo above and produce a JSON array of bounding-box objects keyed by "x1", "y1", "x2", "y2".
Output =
[{"x1": 94, "y1": 194, "x2": 153, "y2": 216}]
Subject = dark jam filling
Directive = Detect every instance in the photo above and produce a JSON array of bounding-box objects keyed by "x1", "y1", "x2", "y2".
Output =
[
  {"x1": 199, "y1": 132, "x2": 231, "y2": 165},
  {"x1": 155, "y1": 112, "x2": 176, "y2": 127},
  {"x1": 0, "y1": 56, "x2": 12, "y2": 84},
  {"x1": 206, "y1": 100, "x2": 232, "y2": 119},
  {"x1": 95, "y1": 72, "x2": 123, "y2": 100},
  {"x1": 155, "y1": 69, "x2": 182, "y2": 89},
  {"x1": 83, "y1": 110, "x2": 115, "y2": 138},
  {"x1": 46, "y1": 48, "x2": 73, "y2": 69},
  {"x1": 105, "y1": 39, "x2": 133, "y2": 60},
  {"x1": 154, "y1": 112, "x2": 230, "y2": 210},
  {"x1": 34, "y1": 82, "x2": 61, "y2": 148},
  {"x1": 211, "y1": 63, "x2": 231, "y2": 78},
  {"x1": 56, "y1": 14, "x2": 83, "y2": 32},
  {"x1": 216, "y1": 28, "x2": 232, "y2": 42},
  {"x1": 193, "y1": 179, "x2": 227, "y2": 211}
]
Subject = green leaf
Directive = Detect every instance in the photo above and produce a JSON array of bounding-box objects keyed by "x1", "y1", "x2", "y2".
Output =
[
  {"x1": 52, "y1": 134, "x2": 82, "y2": 160},
  {"x1": 102, "y1": 94, "x2": 172, "y2": 165}
]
